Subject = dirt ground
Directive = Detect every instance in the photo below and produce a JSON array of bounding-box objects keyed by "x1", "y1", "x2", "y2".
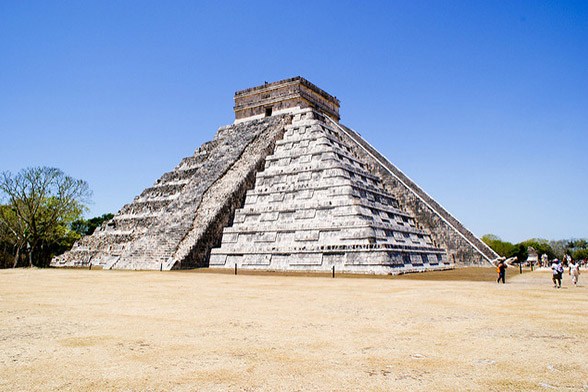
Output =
[{"x1": 0, "y1": 267, "x2": 586, "y2": 391}]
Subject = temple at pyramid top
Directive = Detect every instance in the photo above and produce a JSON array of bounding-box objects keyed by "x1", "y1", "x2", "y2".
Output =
[
  {"x1": 234, "y1": 77, "x2": 341, "y2": 122},
  {"x1": 52, "y1": 76, "x2": 498, "y2": 272}
]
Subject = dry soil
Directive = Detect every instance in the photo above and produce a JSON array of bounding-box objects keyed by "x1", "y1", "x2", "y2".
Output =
[{"x1": 0, "y1": 268, "x2": 586, "y2": 391}]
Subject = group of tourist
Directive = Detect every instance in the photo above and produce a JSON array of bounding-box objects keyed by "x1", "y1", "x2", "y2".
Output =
[
  {"x1": 495, "y1": 257, "x2": 581, "y2": 288},
  {"x1": 551, "y1": 258, "x2": 581, "y2": 288}
]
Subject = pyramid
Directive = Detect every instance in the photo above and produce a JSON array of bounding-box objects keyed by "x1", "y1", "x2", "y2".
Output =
[{"x1": 52, "y1": 77, "x2": 498, "y2": 272}]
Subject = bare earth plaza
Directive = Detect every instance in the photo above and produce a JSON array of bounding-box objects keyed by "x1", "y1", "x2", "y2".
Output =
[{"x1": 1, "y1": 268, "x2": 586, "y2": 391}]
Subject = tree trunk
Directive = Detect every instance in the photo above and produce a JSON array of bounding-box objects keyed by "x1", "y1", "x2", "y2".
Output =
[
  {"x1": 28, "y1": 248, "x2": 33, "y2": 267},
  {"x1": 13, "y1": 246, "x2": 20, "y2": 268}
]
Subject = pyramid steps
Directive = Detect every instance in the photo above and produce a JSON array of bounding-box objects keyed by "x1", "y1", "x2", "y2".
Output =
[
  {"x1": 210, "y1": 109, "x2": 449, "y2": 274},
  {"x1": 327, "y1": 118, "x2": 498, "y2": 263},
  {"x1": 52, "y1": 115, "x2": 291, "y2": 269}
]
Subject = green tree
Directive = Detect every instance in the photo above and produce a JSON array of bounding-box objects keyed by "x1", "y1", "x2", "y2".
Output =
[
  {"x1": 0, "y1": 167, "x2": 91, "y2": 267},
  {"x1": 482, "y1": 235, "x2": 558, "y2": 264},
  {"x1": 520, "y1": 238, "x2": 555, "y2": 260},
  {"x1": 0, "y1": 204, "x2": 29, "y2": 267},
  {"x1": 569, "y1": 239, "x2": 587, "y2": 249},
  {"x1": 0, "y1": 211, "x2": 19, "y2": 268},
  {"x1": 508, "y1": 243, "x2": 527, "y2": 263},
  {"x1": 549, "y1": 240, "x2": 568, "y2": 260},
  {"x1": 481, "y1": 234, "x2": 515, "y2": 257},
  {"x1": 549, "y1": 238, "x2": 588, "y2": 260},
  {"x1": 573, "y1": 248, "x2": 588, "y2": 260},
  {"x1": 71, "y1": 213, "x2": 114, "y2": 236}
]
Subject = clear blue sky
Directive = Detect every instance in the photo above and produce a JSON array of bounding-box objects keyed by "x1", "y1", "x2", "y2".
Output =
[{"x1": 1, "y1": 1, "x2": 586, "y2": 243}]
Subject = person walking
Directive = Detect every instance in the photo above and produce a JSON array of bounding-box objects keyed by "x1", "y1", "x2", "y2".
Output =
[
  {"x1": 569, "y1": 260, "x2": 580, "y2": 286},
  {"x1": 497, "y1": 259, "x2": 507, "y2": 284},
  {"x1": 551, "y1": 259, "x2": 564, "y2": 288}
]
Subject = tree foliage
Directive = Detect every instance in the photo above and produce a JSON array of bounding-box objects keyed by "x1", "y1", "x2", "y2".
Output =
[
  {"x1": 71, "y1": 213, "x2": 114, "y2": 236},
  {"x1": 483, "y1": 234, "x2": 588, "y2": 263},
  {"x1": 481, "y1": 234, "x2": 515, "y2": 257},
  {"x1": 573, "y1": 248, "x2": 588, "y2": 260},
  {"x1": 520, "y1": 238, "x2": 556, "y2": 260},
  {"x1": 549, "y1": 240, "x2": 569, "y2": 259},
  {"x1": 0, "y1": 167, "x2": 91, "y2": 267},
  {"x1": 0, "y1": 212, "x2": 18, "y2": 268}
]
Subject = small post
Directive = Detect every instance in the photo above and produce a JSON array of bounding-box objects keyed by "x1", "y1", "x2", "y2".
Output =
[
  {"x1": 531, "y1": 262, "x2": 533, "y2": 272},
  {"x1": 160, "y1": 262, "x2": 163, "y2": 271},
  {"x1": 234, "y1": 263, "x2": 238, "y2": 275},
  {"x1": 332, "y1": 265, "x2": 335, "y2": 278}
]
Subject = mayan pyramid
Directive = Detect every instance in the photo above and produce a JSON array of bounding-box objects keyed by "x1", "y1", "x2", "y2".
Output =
[{"x1": 52, "y1": 77, "x2": 498, "y2": 272}]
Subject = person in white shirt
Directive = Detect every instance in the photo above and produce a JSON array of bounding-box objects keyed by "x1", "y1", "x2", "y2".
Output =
[
  {"x1": 568, "y1": 260, "x2": 580, "y2": 286},
  {"x1": 551, "y1": 259, "x2": 564, "y2": 288}
]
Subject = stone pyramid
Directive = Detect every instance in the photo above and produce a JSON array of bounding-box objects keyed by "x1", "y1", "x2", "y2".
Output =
[{"x1": 52, "y1": 77, "x2": 498, "y2": 272}]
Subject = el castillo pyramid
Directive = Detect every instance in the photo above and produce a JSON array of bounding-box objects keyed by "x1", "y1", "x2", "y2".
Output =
[{"x1": 52, "y1": 77, "x2": 498, "y2": 273}]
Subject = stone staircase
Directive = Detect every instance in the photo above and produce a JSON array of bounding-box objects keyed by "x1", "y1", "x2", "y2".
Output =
[
  {"x1": 52, "y1": 115, "x2": 291, "y2": 270},
  {"x1": 209, "y1": 109, "x2": 450, "y2": 274}
]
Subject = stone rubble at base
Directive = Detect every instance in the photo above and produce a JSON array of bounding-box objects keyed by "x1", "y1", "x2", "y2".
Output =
[{"x1": 51, "y1": 77, "x2": 498, "y2": 272}]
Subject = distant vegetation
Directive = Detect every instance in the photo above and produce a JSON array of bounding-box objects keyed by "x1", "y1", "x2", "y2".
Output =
[
  {"x1": 0, "y1": 167, "x2": 109, "y2": 268},
  {"x1": 482, "y1": 234, "x2": 588, "y2": 262}
]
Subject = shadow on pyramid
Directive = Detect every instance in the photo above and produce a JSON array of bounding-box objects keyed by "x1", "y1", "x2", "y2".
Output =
[{"x1": 52, "y1": 77, "x2": 498, "y2": 273}]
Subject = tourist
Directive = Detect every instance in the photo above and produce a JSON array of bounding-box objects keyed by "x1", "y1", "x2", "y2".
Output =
[
  {"x1": 497, "y1": 259, "x2": 507, "y2": 284},
  {"x1": 569, "y1": 260, "x2": 580, "y2": 286},
  {"x1": 541, "y1": 253, "x2": 549, "y2": 268},
  {"x1": 551, "y1": 259, "x2": 564, "y2": 288}
]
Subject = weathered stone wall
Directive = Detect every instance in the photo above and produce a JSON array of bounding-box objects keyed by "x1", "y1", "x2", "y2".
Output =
[{"x1": 234, "y1": 77, "x2": 340, "y2": 121}]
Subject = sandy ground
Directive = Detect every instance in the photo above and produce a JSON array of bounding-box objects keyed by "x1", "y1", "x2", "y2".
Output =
[{"x1": 0, "y1": 268, "x2": 586, "y2": 391}]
